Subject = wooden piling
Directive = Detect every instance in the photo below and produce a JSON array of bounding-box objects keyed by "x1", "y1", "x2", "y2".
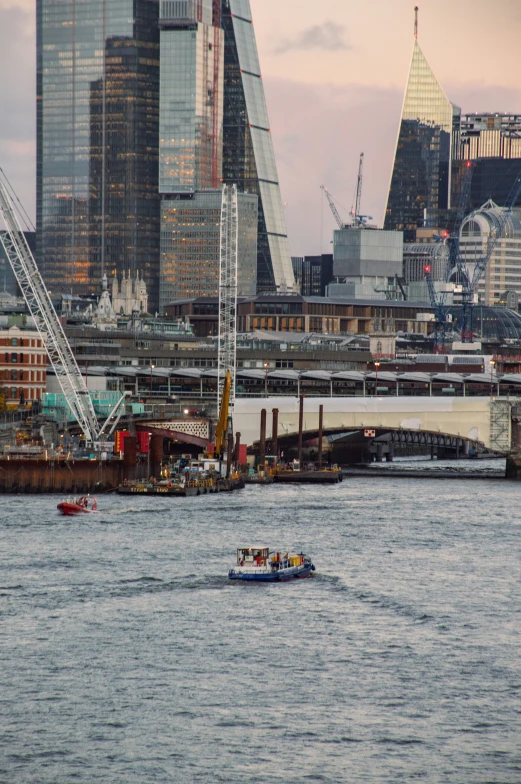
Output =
[
  {"x1": 271, "y1": 408, "x2": 279, "y2": 460},
  {"x1": 298, "y1": 395, "x2": 304, "y2": 466},
  {"x1": 318, "y1": 404, "x2": 323, "y2": 470},
  {"x1": 259, "y1": 408, "x2": 266, "y2": 468}
]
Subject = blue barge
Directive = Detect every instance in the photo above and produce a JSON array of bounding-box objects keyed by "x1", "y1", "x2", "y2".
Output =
[{"x1": 228, "y1": 547, "x2": 315, "y2": 582}]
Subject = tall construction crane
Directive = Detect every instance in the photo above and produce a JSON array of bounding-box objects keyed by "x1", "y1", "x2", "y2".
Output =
[
  {"x1": 0, "y1": 168, "x2": 126, "y2": 444},
  {"x1": 350, "y1": 152, "x2": 372, "y2": 227},
  {"x1": 424, "y1": 265, "x2": 450, "y2": 354},
  {"x1": 320, "y1": 185, "x2": 347, "y2": 230},
  {"x1": 449, "y1": 160, "x2": 474, "y2": 275},
  {"x1": 460, "y1": 169, "x2": 521, "y2": 342},
  {"x1": 423, "y1": 160, "x2": 474, "y2": 352}
]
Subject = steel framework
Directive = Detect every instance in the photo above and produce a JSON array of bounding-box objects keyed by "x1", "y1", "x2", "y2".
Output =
[
  {"x1": 217, "y1": 184, "x2": 238, "y2": 412},
  {"x1": 0, "y1": 169, "x2": 100, "y2": 442}
]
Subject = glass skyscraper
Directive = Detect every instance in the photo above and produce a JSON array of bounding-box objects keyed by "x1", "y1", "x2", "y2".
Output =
[
  {"x1": 453, "y1": 114, "x2": 521, "y2": 213},
  {"x1": 159, "y1": 0, "x2": 223, "y2": 194},
  {"x1": 37, "y1": 0, "x2": 294, "y2": 311},
  {"x1": 384, "y1": 38, "x2": 460, "y2": 241},
  {"x1": 221, "y1": 0, "x2": 296, "y2": 292},
  {"x1": 37, "y1": 0, "x2": 160, "y2": 307}
]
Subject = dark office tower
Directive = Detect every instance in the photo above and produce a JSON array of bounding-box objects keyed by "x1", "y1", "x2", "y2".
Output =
[
  {"x1": 221, "y1": 0, "x2": 296, "y2": 292},
  {"x1": 384, "y1": 36, "x2": 459, "y2": 240},
  {"x1": 36, "y1": 0, "x2": 160, "y2": 308},
  {"x1": 452, "y1": 114, "x2": 521, "y2": 212}
]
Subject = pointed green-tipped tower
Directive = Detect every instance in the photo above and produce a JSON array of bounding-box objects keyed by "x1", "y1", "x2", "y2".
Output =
[{"x1": 384, "y1": 11, "x2": 459, "y2": 240}]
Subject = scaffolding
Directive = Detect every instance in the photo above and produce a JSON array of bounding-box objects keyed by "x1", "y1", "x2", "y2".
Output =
[{"x1": 218, "y1": 184, "x2": 238, "y2": 414}]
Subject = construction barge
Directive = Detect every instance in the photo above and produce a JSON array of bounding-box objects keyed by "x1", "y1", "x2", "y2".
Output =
[
  {"x1": 273, "y1": 468, "x2": 343, "y2": 484},
  {"x1": 117, "y1": 476, "x2": 244, "y2": 496}
]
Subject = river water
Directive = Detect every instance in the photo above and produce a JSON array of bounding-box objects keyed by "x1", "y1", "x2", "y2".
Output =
[{"x1": 2, "y1": 463, "x2": 521, "y2": 783}]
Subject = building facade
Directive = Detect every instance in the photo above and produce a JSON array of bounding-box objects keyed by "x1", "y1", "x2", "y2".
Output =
[
  {"x1": 158, "y1": 0, "x2": 223, "y2": 194},
  {"x1": 403, "y1": 242, "x2": 449, "y2": 283},
  {"x1": 452, "y1": 114, "x2": 521, "y2": 213},
  {"x1": 292, "y1": 255, "x2": 333, "y2": 297},
  {"x1": 221, "y1": 0, "x2": 296, "y2": 292},
  {"x1": 384, "y1": 36, "x2": 459, "y2": 240},
  {"x1": 36, "y1": 0, "x2": 160, "y2": 307},
  {"x1": 160, "y1": 190, "x2": 258, "y2": 307},
  {"x1": 0, "y1": 325, "x2": 47, "y2": 405},
  {"x1": 166, "y1": 293, "x2": 434, "y2": 337},
  {"x1": 459, "y1": 202, "x2": 521, "y2": 306}
]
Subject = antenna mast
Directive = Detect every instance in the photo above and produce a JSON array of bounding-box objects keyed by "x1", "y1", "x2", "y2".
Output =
[{"x1": 414, "y1": 6, "x2": 419, "y2": 38}]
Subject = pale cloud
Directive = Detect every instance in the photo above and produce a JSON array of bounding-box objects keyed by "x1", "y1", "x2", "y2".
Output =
[
  {"x1": 264, "y1": 76, "x2": 400, "y2": 256},
  {"x1": 0, "y1": 0, "x2": 33, "y2": 13},
  {"x1": 266, "y1": 75, "x2": 521, "y2": 258},
  {"x1": 0, "y1": 5, "x2": 36, "y2": 219},
  {"x1": 274, "y1": 22, "x2": 350, "y2": 55},
  {"x1": 0, "y1": 0, "x2": 520, "y2": 249}
]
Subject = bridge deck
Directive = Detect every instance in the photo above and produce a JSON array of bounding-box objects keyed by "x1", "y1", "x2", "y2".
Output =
[{"x1": 234, "y1": 396, "x2": 515, "y2": 453}]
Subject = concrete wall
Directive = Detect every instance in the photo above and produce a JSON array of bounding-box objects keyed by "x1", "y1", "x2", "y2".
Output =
[{"x1": 333, "y1": 228, "x2": 403, "y2": 278}]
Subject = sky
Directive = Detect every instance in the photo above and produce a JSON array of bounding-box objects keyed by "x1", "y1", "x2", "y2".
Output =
[{"x1": 0, "y1": 0, "x2": 520, "y2": 256}]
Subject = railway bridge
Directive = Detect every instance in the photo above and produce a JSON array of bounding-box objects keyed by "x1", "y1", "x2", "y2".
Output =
[{"x1": 234, "y1": 396, "x2": 519, "y2": 455}]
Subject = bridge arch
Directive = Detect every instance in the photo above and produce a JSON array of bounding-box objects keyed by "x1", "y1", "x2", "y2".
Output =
[{"x1": 234, "y1": 396, "x2": 513, "y2": 454}]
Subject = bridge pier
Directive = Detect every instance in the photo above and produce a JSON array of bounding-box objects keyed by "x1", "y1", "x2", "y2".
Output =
[{"x1": 506, "y1": 452, "x2": 521, "y2": 480}]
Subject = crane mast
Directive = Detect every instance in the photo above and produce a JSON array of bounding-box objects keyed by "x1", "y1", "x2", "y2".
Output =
[
  {"x1": 352, "y1": 152, "x2": 364, "y2": 226},
  {"x1": 0, "y1": 169, "x2": 99, "y2": 443},
  {"x1": 218, "y1": 183, "x2": 238, "y2": 413}
]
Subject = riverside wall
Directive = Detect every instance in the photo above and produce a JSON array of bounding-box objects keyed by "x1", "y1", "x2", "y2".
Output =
[{"x1": 0, "y1": 457, "x2": 148, "y2": 493}]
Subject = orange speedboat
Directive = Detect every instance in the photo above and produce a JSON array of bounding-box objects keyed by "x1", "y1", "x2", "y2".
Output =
[{"x1": 57, "y1": 496, "x2": 98, "y2": 515}]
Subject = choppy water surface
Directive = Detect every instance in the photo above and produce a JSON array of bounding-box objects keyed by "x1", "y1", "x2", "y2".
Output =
[{"x1": 1, "y1": 467, "x2": 521, "y2": 783}]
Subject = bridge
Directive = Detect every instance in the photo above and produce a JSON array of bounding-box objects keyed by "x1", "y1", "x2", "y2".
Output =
[{"x1": 234, "y1": 396, "x2": 517, "y2": 454}]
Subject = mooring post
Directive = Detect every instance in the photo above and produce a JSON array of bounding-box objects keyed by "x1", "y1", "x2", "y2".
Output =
[
  {"x1": 123, "y1": 435, "x2": 137, "y2": 481},
  {"x1": 226, "y1": 431, "x2": 233, "y2": 478},
  {"x1": 298, "y1": 394, "x2": 304, "y2": 467},
  {"x1": 318, "y1": 404, "x2": 323, "y2": 470},
  {"x1": 234, "y1": 431, "x2": 241, "y2": 469},
  {"x1": 271, "y1": 408, "x2": 279, "y2": 462},
  {"x1": 150, "y1": 434, "x2": 163, "y2": 479},
  {"x1": 259, "y1": 408, "x2": 266, "y2": 470}
]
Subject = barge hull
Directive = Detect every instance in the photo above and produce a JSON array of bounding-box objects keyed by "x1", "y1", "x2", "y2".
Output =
[{"x1": 274, "y1": 471, "x2": 342, "y2": 484}]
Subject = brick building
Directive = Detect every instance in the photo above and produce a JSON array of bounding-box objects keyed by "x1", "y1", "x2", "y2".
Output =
[{"x1": 0, "y1": 325, "x2": 47, "y2": 406}]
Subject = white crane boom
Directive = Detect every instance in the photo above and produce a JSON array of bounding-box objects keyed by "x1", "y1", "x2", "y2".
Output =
[
  {"x1": 0, "y1": 169, "x2": 99, "y2": 443},
  {"x1": 320, "y1": 185, "x2": 346, "y2": 230}
]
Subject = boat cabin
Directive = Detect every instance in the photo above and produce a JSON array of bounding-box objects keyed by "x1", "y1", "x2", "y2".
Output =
[{"x1": 236, "y1": 547, "x2": 269, "y2": 567}]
